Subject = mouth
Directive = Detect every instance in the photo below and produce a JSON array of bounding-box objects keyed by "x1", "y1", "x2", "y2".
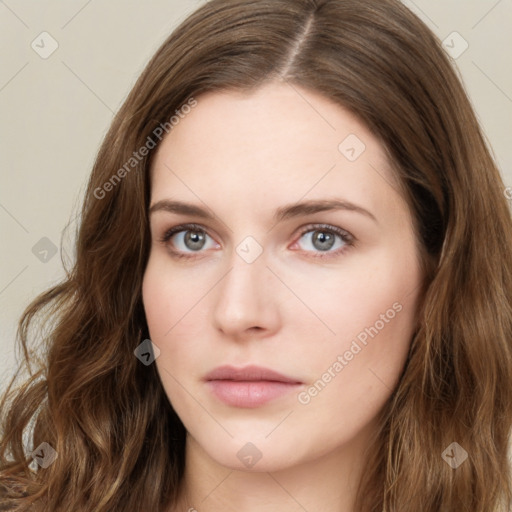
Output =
[{"x1": 204, "y1": 365, "x2": 303, "y2": 408}]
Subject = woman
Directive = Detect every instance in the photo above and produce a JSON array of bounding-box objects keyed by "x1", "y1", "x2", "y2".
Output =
[{"x1": 1, "y1": 0, "x2": 511, "y2": 510}]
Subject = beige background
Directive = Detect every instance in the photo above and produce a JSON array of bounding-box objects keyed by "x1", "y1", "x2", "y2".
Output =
[{"x1": 1, "y1": 0, "x2": 511, "y2": 387}]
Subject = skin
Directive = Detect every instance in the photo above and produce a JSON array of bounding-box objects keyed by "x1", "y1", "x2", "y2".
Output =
[{"x1": 142, "y1": 81, "x2": 423, "y2": 512}]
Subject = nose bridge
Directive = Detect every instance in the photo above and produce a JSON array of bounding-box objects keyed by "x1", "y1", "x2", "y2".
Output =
[
  {"x1": 212, "y1": 238, "x2": 279, "y2": 334},
  {"x1": 220, "y1": 244, "x2": 267, "y2": 304}
]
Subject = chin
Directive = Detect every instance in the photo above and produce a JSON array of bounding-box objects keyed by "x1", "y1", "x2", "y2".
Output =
[{"x1": 194, "y1": 434, "x2": 311, "y2": 473}]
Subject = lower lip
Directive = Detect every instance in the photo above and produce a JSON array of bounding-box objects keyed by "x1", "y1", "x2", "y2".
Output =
[{"x1": 206, "y1": 380, "x2": 301, "y2": 408}]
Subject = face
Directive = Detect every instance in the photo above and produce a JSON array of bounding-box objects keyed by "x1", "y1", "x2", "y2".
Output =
[{"x1": 142, "y1": 81, "x2": 423, "y2": 472}]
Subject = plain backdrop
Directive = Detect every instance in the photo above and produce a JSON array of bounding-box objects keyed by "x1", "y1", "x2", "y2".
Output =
[{"x1": 1, "y1": 0, "x2": 511, "y2": 388}]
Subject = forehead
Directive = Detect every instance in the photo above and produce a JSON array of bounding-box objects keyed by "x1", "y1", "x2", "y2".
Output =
[{"x1": 149, "y1": 82, "x2": 404, "y2": 222}]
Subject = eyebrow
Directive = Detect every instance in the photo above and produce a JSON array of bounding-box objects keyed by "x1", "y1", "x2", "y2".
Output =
[{"x1": 149, "y1": 198, "x2": 377, "y2": 223}]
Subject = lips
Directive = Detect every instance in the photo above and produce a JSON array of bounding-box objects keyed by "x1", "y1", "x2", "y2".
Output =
[
  {"x1": 204, "y1": 365, "x2": 303, "y2": 408},
  {"x1": 204, "y1": 364, "x2": 302, "y2": 384}
]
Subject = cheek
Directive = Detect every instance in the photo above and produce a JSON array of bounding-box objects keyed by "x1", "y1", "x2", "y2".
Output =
[
  {"x1": 293, "y1": 281, "x2": 418, "y2": 448},
  {"x1": 288, "y1": 245, "x2": 420, "y2": 408},
  {"x1": 142, "y1": 254, "x2": 209, "y2": 339},
  {"x1": 280, "y1": 245, "x2": 420, "y2": 347},
  {"x1": 142, "y1": 257, "x2": 209, "y2": 384}
]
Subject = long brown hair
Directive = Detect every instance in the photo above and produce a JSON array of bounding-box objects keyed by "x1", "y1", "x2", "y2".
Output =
[{"x1": 1, "y1": 0, "x2": 511, "y2": 510}]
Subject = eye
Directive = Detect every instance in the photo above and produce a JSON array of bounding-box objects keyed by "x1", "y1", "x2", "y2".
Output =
[
  {"x1": 158, "y1": 223, "x2": 219, "y2": 258},
  {"x1": 157, "y1": 222, "x2": 354, "y2": 260},
  {"x1": 292, "y1": 224, "x2": 354, "y2": 258}
]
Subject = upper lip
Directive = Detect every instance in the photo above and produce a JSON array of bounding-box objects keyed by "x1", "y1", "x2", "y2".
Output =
[{"x1": 204, "y1": 365, "x2": 302, "y2": 384}]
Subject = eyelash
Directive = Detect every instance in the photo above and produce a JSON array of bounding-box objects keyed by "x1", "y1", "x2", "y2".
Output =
[{"x1": 157, "y1": 222, "x2": 355, "y2": 260}]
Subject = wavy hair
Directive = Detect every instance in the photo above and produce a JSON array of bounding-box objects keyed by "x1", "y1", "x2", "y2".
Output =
[{"x1": 1, "y1": 0, "x2": 511, "y2": 510}]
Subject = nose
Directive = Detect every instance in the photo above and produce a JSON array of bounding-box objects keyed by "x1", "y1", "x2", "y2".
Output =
[{"x1": 212, "y1": 249, "x2": 281, "y2": 340}]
